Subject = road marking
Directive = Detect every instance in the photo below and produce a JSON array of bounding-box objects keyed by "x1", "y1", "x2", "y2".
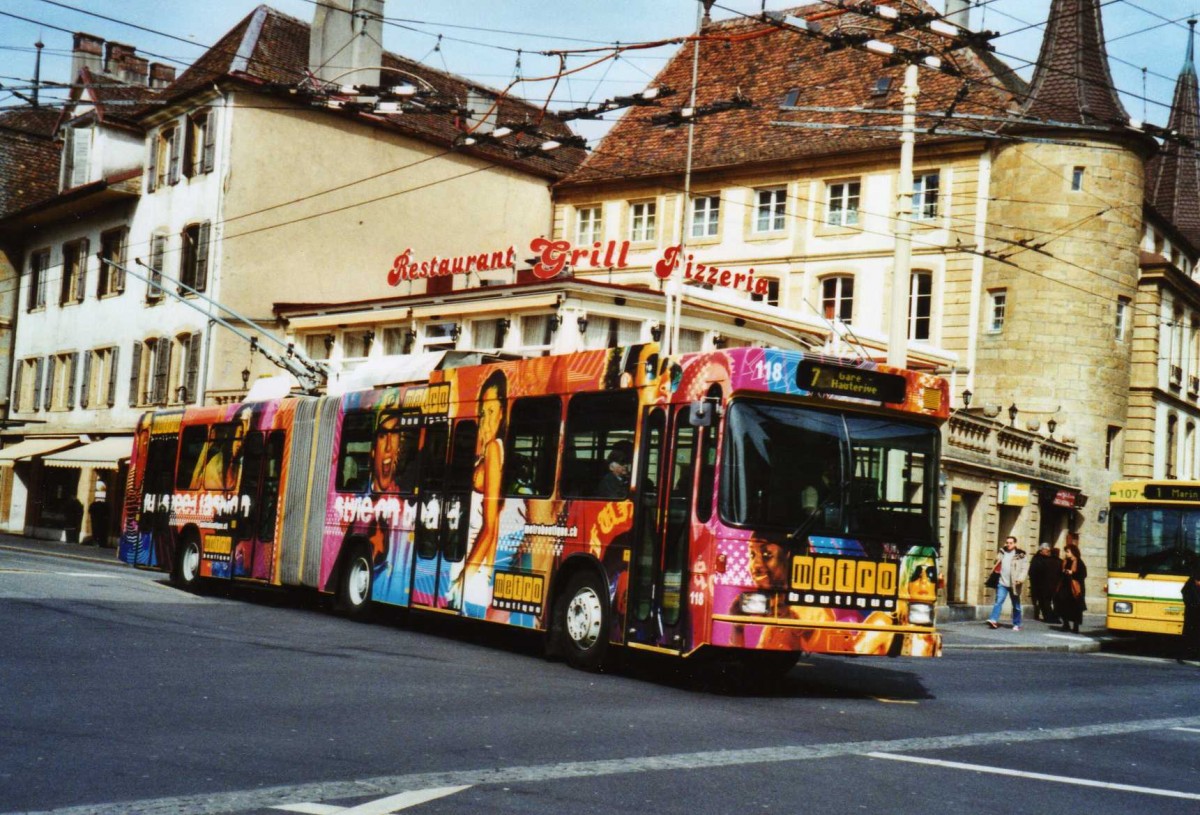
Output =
[
  {"x1": 0, "y1": 568, "x2": 120, "y2": 578},
  {"x1": 1173, "y1": 727, "x2": 1200, "y2": 734},
  {"x1": 271, "y1": 786, "x2": 469, "y2": 815},
  {"x1": 866, "y1": 752, "x2": 1200, "y2": 800},
  {"x1": 869, "y1": 696, "x2": 918, "y2": 705},
  {"x1": 11, "y1": 715, "x2": 1200, "y2": 815},
  {"x1": 1092, "y1": 653, "x2": 1179, "y2": 664}
]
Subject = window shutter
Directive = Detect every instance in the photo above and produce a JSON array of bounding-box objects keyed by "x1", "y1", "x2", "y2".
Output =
[
  {"x1": 202, "y1": 111, "x2": 216, "y2": 174},
  {"x1": 79, "y1": 351, "x2": 92, "y2": 409},
  {"x1": 12, "y1": 362, "x2": 22, "y2": 413},
  {"x1": 107, "y1": 346, "x2": 119, "y2": 407},
  {"x1": 33, "y1": 357, "x2": 44, "y2": 412},
  {"x1": 147, "y1": 131, "x2": 158, "y2": 193},
  {"x1": 195, "y1": 222, "x2": 210, "y2": 292},
  {"x1": 148, "y1": 234, "x2": 165, "y2": 300},
  {"x1": 70, "y1": 128, "x2": 90, "y2": 188},
  {"x1": 116, "y1": 230, "x2": 126, "y2": 293},
  {"x1": 66, "y1": 352, "x2": 78, "y2": 410},
  {"x1": 128, "y1": 342, "x2": 143, "y2": 406},
  {"x1": 153, "y1": 339, "x2": 172, "y2": 405},
  {"x1": 168, "y1": 129, "x2": 180, "y2": 185},
  {"x1": 75, "y1": 239, "x2": 89, "y2": 302},
  {"x1": 182, "y1": 117, "x2": 196, "y2": 180},
  {"x1": 185, "y1": 333, "x2": 202, "y2": 404},
  {"x1": 43, "y1": 355, "x2": 56, "y2": 411},
  {"x1": 27, "y1": 270, "x2": 36, "y2": 312}
]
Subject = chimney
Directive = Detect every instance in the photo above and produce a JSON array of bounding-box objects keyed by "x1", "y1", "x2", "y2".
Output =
[
  {"x1": 105, "y1": 41, "x2": 135, "y2": 76},
  {"x1": 945, "y1": 0, "x2": 971, "y2": 30},
  {"x1": 309, "y1": 0, "x2": 384, "y2": 88},
  {"x1": 71, "y1": 32, "x2": 103, "y2": 79},
  {"x1": 149, "y1": 63, "x2": 176, "y2": 89},
  {"x1": 124, "y1": 54, "x2": 149, "y2": 86}
]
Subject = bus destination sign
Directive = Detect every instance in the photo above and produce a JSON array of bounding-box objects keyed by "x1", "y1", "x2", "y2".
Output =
[
  {"x1": 1143, "y1": 484, "x2": 1200, "y2": 502},
  {"x1": 797, "y1": 360, "x2": 907, "y2": 403}
]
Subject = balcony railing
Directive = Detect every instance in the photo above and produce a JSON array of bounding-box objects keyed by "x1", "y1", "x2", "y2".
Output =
[{"x1": 946, "y1": 411, "x2": 1079, "y2": 486}]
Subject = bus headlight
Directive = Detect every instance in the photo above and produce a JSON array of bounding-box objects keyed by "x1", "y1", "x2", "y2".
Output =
[
  {"x1": 908, "y1": 603, "x2": 933, "y2": 626},
  {"x1": 1112, "y1": 601, "x2": 1133, "y2": 614},
  {"x1": 738, "y1": 593, "x2": 770, "y2": 615}
]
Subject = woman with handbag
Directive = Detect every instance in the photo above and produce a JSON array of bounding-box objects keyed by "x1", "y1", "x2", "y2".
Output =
[{"x1": 1054, "y1": 543, "x2": 1088, "y2": 633}]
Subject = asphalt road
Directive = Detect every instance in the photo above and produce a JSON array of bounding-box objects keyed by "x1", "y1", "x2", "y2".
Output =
[{"x1": 1, "y1": 544, "x2": 1197, "y2": 815}]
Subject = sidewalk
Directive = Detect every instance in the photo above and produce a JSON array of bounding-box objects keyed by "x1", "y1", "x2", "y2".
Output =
[{"x1": 1, "y1": 534, "x2": 1107, "y2": 653}]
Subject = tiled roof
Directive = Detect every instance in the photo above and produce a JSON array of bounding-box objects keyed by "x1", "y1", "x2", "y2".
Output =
[
  {"x1": 160, "y1": 5, "x2": 584, "y2": 179},
  {"x1": 1146, "y1": 26, "x2": 1200, "y2": 251},
  {"x1": 1020, "y1": 0, "x2": 1128, "y2": 128},
  {"x1": 0, "y1": 107, "x2": 60, "y2": 218},
  {"x1": 561, "y1": 1, "x2": 1023, "y2": 187},
  {"x1": 80, "y1": 70, "x2": 161, "y2": 128}
]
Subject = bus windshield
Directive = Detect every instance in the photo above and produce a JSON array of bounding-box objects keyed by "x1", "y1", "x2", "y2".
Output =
[
  {"x1": 720, "y1": 398, "x2": 939, "y2": 545},
  {"x1": 1109, "y1": 507, "x2": 1200, "y2": 574}
]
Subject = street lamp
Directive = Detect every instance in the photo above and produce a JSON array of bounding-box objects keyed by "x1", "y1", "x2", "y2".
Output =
[
  {"x1": 961, "y1": 388, "x2": 972, "y2": 409},
  {"x1": 1008, "y1": 403, "x2": 1019, "y2": 426},
  {"x1": 1047, "y1": 417, "x2": 1057, "y2": 438}
]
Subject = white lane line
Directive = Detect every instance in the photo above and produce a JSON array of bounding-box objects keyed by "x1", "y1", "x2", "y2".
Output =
[
  {"x1": 340, "y1": 785, "x2": 471, "y2": 814},
  {"x1": 13, "y1": 715, "x2": 1200, "y2": 815},
  {"x1": 1092, "y1": 653, "x2": 1178, "y2": 664},
  {"x1": 867, "y1": 752, "x2": 1200, "y2": 800},
  {"x1": 271, "y1": 787, "x2": 470, "y2": 815},
  {"x1": 1173, "y1": 727, "x2": 1200, "y2": 734}
]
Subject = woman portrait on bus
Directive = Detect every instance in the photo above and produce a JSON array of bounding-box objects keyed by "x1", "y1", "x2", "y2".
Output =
[
  {"x1": 1054, "y1": 542, "x2": 1088, "y2": 633},
  {"x1": 462, "y1": 369, "x2": 507, "y2": 612},
  {"x1": 195, "y1": 404, "x2": 254, "y2": 492}
]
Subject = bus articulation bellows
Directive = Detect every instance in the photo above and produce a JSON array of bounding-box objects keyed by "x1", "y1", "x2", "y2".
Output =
[{"x1": 120, "y1": 344, "x2": 949, "y2": 671}]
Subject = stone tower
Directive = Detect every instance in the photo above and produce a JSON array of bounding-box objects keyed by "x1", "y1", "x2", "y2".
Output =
[{"x1": 977, "y1": 0, "x2": 1154, "y2": 572}]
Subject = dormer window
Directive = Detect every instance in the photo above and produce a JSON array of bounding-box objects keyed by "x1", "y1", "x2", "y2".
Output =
[
  {"x1": 62, "y1": 125, "x2": 92, "y2": 189},
  {"x1": 871, "y1": 77, "x2": 893, "y2": 97}
]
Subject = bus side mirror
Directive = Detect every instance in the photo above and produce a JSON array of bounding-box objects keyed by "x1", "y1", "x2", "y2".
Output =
[{"x1": 689, "y1": 400, "x2": 714, "y2": 427}]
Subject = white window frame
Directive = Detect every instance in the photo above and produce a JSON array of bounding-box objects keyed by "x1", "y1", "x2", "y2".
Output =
[
  {"x1": 825, "y1": 180, "x2": 861, "y2": 227},
  {"x1": 821, "y1": 275, "x2": 855, "y2": 324},
  {"x1": 629, "y1": 201, "x2": 657, "y2": 243},
  {"x1": 690, "y1": 195, "x2": 720, "y2": 238},
  {"x1": 988, "y1": 289, "x2": 1007, "y2": 333},
  {"x1": 576, "y1": 206, "x2": 603, "y2": 246},
  {"x1": 1115, "y1": 297, "x2": 1130, "y2": 342},
  {"x1": 753, "y1": 187, "x2": 787, "y2": 233},
  {"x1": 913, "y1": 172, "x2": 940, "y2": 221},
  {"x1": 908, "y1": 271, "x2": 933, "y2": 341}
]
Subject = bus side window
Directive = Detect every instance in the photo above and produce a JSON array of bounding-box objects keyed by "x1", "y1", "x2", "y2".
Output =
[
  {"x1": 176, "y1": 425, "x2": 209, "y2": 490},
  {"x1": 337, "y1": 412, "x2": 373, "y2": 492},
  {"x1": 695, "y1": 385, "x2": 721, "y2": 523},
  {"x1": 444, "y1": 420, "x2": 477, "y2": 563},
  {"x1": 504, "y1": 396, "x2": 561, "y2": 498},
  {"x1": 259, "y1": 431, "x2": 285, "y2": 542},
  {"x1": 420, "y1": 424, "x2": 449, "y2": 492},
  {"x1": 561, "y1": 390, "x2": 638, "y2": 499}
]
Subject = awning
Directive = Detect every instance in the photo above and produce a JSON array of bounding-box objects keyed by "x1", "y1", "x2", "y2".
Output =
[
  {"x1": 42, "y1": 436, "x2": 132, "y2": 469},
  {"x1": 0, "y1": 437, "x2": 79, "y2": 463}
]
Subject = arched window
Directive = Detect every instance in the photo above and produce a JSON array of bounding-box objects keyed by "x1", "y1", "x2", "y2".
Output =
[
  {"x1": 821, "y1": 275, "x2": 854, "y2": 324},
  {"x1": 1167, "y1": 414, "x2": 1178, "y2": 479}
]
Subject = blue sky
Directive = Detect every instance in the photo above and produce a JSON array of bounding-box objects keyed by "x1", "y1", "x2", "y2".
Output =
[{"x1": 0, "y1": 1, "x2": 1197, "y2": 141}]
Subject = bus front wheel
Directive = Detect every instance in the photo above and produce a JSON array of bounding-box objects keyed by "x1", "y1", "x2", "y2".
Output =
[
  {"x1": 335, "y1": 543, "x2": 374, "y2": 619},
  {"x1": 171, "y1": 534, "x2": 201, "y2": 591},
  {"x1": 554, "y1": 571, "x2": 610, "y2": 671}
]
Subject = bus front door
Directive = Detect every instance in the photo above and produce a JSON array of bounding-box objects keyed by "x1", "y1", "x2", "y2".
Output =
[
  {"x1": 412, "y1": 421, "x2": 474, "y2": 612},
  {"x1": 231, "y1": 431, "x2": 284, "y2": 580},
  {"x1": 627, "y1": 406, "x2": 696, "y2": 650},
  {"x1": 135, "y1": 435, "x2": 179, "y2": 568}
]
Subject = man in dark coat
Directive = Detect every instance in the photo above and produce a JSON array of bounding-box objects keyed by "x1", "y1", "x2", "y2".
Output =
[{"x1": 1027, "y1": 542, "x2": 1061, "y2": 624}]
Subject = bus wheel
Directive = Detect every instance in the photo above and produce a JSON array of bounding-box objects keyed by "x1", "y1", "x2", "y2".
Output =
[
  {"x1": 555, "y1": 572, "x2": 610, "y2": 671},
  {"x1": 336, "y1": 543, "x2": 374, "y2": 619},
  {"x1": 171, "y1": 534, "x2": 201, "y2": 591}
]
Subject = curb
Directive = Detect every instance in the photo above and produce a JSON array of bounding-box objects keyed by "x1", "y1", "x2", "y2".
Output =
[
  {"x1": 945, "y1": 639, "x2": 1101, "y2": 653},
  {"x1": 0, "y1": 542, "x2": 123, "y2": 568}
]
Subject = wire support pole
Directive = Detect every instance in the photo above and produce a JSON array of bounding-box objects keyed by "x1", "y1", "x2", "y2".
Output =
[{"x1": 887, "y1": 62, "x2": 919, "y2": 371}]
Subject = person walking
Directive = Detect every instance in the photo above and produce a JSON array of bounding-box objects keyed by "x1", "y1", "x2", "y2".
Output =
[
  {"x1": 1181, "y1": 568, "x2": 1200, "y2": 660},
  {"x1": 1054, "y1": 543, "x2": 1088, "y2": 633},
  {"x1": 1027, "y1": 542, "x2": 1060, "y2": 624},
  {"x1": 986, "y1": 535, "x2": 1029, "y2": 630}
]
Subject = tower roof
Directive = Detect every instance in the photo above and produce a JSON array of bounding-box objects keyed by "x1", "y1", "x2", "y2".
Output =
[
  {"x1": 1022, "y1": 0, "x2": 1128, "y2": 127},
  {"x1": 1147, "y1": 21, "x2": 1200, "y2": 250}
]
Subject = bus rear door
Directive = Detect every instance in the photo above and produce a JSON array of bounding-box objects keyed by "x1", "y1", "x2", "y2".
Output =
[
  {"x1": 412, "y1": 420, "x2": 475, "y2": 612},
  {"x1": 231, "y1": 430, "x2": 284, "y2": 580},
  {"x1": 627, "y1": 405, "x2": 696, "y2": 650}
]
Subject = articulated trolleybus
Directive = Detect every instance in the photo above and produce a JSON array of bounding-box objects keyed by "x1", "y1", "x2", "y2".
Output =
[
  {"x1": 120, "y1": 344, "x2": 948, "y2": 672},
  {"x1": 1106, "y1": 479, "x2": 1200, "y2": 635}
]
